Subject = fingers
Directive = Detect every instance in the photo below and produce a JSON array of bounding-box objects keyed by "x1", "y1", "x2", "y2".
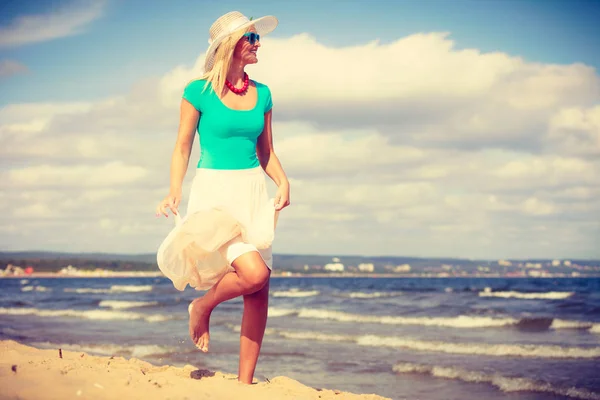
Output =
[
  {"x1": 155, "y1": 196, "x2": 179, "y2": 218},
  {"x1": 275, "y1": 196, "x2": 290, "y2": 211}
]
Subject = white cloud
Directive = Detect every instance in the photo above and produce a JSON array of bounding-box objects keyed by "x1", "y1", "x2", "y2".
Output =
[
  {"x1": 1, "y1": 31, "x2": 599, "y2": 258},
  {"x1": 0, "y1": 0, "x2": 106, "y2": 48},
  {"x1": 6, "y1": 162, "x2": 149, "y2": 188},
  {"x1": 546, "y1": 105, "x2": 600, "y2": 156}
]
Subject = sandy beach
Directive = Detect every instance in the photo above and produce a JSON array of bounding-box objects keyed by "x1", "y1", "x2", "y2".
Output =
[{"x1": 0, "y1": 340, "x2": 391, "y2": 400}]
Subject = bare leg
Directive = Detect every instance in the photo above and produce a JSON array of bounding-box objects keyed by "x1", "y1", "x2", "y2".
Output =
[
  {"x1": 189, "y1": 251, "x2": 270, "y2": 352},
  {"x1": 238, "y1": 277, "x2": 270, "y2": 384}
]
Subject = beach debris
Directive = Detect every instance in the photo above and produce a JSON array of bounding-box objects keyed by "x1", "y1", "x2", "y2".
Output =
[
  {"x1": 11, "y1": 365, "x2": 17, "y2": 373},
  {"x1": 59, "y1": 348, "x2": 62, "y2": 358},
  {"x1": 94, "y1": 383, "x2": 104, "y2": 389},
  {"x1": 141, "y1": 369, "x2": 146, "y2": 375},
  {"x1": 80, "y1": 353, "x2": 84, "y2": 358}
]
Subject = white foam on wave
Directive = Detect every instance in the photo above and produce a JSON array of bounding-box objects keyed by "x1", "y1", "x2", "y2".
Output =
[
  {"x1": 271, "y1": 289, "x2": 320, "y2": 298},
  {"x1": 30, "y1": 341, "x2": 176, "y2": 359},
  {"x1": 268, "y1": 307, "x2": 519, "y2": 328},
  {"x1": 550, "y1": 319, "x2": 597, "y2": 330},
  {"x1": 258, "y1": 327, "x2": 600, "y2": 359},
  {"x1": 64, "y1": 285, "x2": 153, "y2": 294},
  {"x1": 267, "y1": 308, "x2": 297, "y2": 317},
  {"x1": 356, "y1": 335, "x2": 600, "y2": 358},
  {"x1": 393, "y1": 362, "x2": 600, "y2": 400},
  {"x1": 0, "y1": 307, "x2": 170, "y2": 323},
  {"x1": 344, "y1": 292, "x2": 402, "y2": 299},
  {"x1": 479, "y1": 288, "x2": 573, "y2": 300},
  {"x1": 268, "y1": 307, "x2": 600, "y2": 334},
  {"x1": 99, "y1": 300, "x2": 158, "y2": 310},
  {"x1": 21, "y1": 285, "x2": 51, "y2": 292}
]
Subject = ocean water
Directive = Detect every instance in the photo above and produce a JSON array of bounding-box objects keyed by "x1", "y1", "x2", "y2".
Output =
[{"x1": 1, "y1": 276, "x2": 599, "y2": 400}]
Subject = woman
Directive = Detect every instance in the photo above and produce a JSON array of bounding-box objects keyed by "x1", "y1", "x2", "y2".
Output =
[{"x1": 155, "y1": 11, "x2": 290, "y2": 385}]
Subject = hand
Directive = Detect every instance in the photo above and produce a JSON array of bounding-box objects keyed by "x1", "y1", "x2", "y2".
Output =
[
  {"x1": 156, "y1": 189, "x2": 181, "y2": 218},
  {"x1": 274, "y1": 182, "x2": 290, "y2": 211}
]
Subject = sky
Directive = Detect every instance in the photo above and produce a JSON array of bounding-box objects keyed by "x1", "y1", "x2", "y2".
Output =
[{"x1": 1, "y1": 0, "x2": 599, "y2": 260}]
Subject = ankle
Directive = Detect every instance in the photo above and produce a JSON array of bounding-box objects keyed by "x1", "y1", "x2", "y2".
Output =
[
  {"x1": 192, "y1": 297, "x2": 213, "y2": 314},
  {"x1": 237, "y1": 376, "x2": 254, "y2": 385}
]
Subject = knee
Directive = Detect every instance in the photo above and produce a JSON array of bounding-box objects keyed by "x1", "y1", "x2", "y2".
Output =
[{"x1": 241, "y1": 267, "x2": 270, "y2": 294}]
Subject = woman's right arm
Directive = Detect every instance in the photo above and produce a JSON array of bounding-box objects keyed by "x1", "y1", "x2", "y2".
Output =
[{"x1": 156, "y1": 99, "x2": 199, "y2": 217}]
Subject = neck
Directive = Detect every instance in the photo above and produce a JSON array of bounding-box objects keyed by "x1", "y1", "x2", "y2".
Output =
[{"x1": 226, "y1": 61, "x2": 246, "y2": 84}]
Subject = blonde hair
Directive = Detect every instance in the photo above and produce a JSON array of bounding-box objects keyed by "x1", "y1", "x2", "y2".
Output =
[{"x1": 200, "y1": 28, "x2": 247, "y2": 96}]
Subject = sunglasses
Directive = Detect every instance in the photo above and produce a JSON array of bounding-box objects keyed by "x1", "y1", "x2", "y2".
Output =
[{"x1": 243, "y1": 32, "x2": 260, "y2": 45}]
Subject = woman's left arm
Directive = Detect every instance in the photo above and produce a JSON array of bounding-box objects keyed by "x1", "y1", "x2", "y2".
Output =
[{"x1": 257, "y1": 109, "x2": 290, "y2": 211}]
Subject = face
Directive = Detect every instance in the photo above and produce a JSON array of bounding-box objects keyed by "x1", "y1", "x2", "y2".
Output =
[{"x1": 232, "y1": 26, "x2": 260, "y2": 65}]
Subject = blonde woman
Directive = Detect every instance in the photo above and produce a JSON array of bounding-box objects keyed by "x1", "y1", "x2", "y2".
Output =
[{"x1": 155, "y1": 11, "x2": 289, "y2": 384}]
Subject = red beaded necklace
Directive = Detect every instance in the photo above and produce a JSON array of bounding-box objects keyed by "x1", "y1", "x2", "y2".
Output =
[{"x1": 225, "y1": 73, "x2": 249, "y2": 95}]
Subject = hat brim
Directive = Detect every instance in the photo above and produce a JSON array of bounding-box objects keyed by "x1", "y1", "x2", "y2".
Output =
[{"x1": 203, "y1": 15, "x2": 278, "y2": 73}]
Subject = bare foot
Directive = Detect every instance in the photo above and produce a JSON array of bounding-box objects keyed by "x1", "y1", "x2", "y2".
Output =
[{"x1": 188, "y1": 297, "x2": 211, "y2": 353}]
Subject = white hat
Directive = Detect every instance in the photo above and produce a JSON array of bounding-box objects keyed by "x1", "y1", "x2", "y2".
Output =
[{"x1": 204, "y1": 11, "x2": 278, "y2": 72}]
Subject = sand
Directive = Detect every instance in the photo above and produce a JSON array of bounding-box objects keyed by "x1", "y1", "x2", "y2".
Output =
[{"x1": 0, "y1": 340, "x2": 391, "y2": 400}]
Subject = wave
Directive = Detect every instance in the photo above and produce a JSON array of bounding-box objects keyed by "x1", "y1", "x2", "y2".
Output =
[
  {"x1": 21, "y1": 285, "x2": 51, "y2": 292},
  {"x1": 268, "y1": 307, "x2": 597, "y2": 333},
  {"x1": 393, "y1": 362, "x2": 600, "y2": 400},
  {"x1": 30, "y1": 341, "x2": 176, "y2": 359},
  {"x1": 356, "y1": 335, "x2": 600, "y2": 358},
  {"x1": 338, "y1": 291, "x2": 402, "y2": 299},
  {"x1": 252, "y1": 327, "x2": 600, "y2": 358},
  {"x1": 98, "y1": 300, "x2": 158, "y2": 310},
  {"x1": 0, "y1": 307, "x2": 170, "y2": 323},
  {"x1": 64, "y1": 285, "x2": 153, "y2": 294},
  {"x1": 271, "y1": 289, "x2": 320, "y2": 298},
  {"x1": 479, "y1": 288, "x2": 574, "y2": 300}
]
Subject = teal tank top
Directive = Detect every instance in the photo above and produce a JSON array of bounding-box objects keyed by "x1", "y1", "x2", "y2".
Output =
[{"x1": 182, "y1": 79, "x2": 273, "y2": 170}]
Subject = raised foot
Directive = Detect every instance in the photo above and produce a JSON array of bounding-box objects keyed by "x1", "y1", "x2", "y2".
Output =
[{"x1": 188, "y1": 297, "x2": 212, "y2": 353}]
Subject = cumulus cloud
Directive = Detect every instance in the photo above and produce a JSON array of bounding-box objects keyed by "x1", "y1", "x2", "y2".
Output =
[
  {"x1": 546, "y1": 105, "x2": 600, "y2": 157},
  {"x1": 0, "y1": 0, "x2": 106, "y2": 48},
  {"x1": 1, "y1": 31, "x2": 599, "y2": 258}
]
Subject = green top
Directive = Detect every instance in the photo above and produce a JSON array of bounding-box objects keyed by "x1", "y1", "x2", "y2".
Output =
[{"x1": 182, "y1": 79, "x2": 273, "y2": 170}]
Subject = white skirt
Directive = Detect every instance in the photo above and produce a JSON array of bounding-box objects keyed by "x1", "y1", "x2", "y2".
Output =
[{"x1": 156, "y1": 166, "x2": 279, "y2": 291}]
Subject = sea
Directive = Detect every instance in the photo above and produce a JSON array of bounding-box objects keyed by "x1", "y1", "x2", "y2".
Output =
[{"x1": 1, "y1": 276, "x2": 599, "y2": 400}]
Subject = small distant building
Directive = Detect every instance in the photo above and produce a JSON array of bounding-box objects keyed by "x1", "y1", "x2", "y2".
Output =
[
  {"x1": 324, "y1": 263, "x2": 344, "y2": 272},
  {"x1": 498, "y1": 260, "x2": 512, "y2": 267},
  {"x1": 564, "y1": 260, "x2": 572, "y2": 267},
  {"x1": 552, "y1": 260, "x2": 561, "y2": 267},
  {"x1": 394, "y1": 264, "x2": 411, "y2": 273},
  {"x1": 358, "y1": 263, "x2": 374, "y2": 272}
]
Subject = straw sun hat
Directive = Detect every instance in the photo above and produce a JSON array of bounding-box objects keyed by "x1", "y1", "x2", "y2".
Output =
[{"x1": 204, "y1": 11, "x2": 278, "y2": 72}]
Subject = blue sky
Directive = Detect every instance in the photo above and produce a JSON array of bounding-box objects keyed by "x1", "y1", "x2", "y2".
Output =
[
  {"x1": 1, "y1": 0, "x2": 599, "y2": 105},
  {"x1": 1, "y1": 0, "x2": 599, "y2": 259}
]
